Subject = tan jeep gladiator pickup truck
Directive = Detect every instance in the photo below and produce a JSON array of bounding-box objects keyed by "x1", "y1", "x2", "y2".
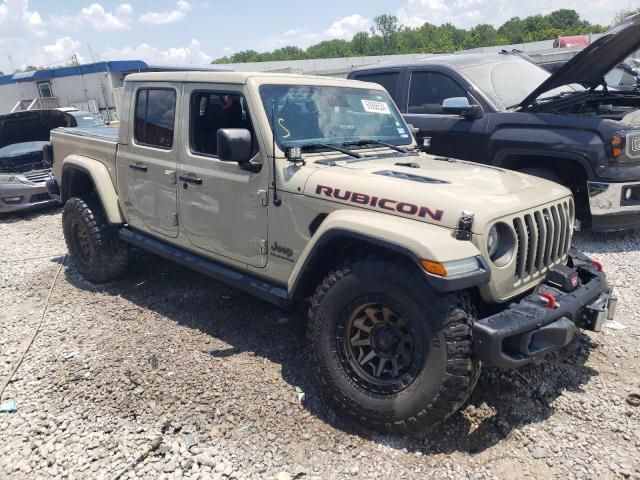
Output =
[{"x1": 47, "y1": 71, "x2": 616, "y2": 433}]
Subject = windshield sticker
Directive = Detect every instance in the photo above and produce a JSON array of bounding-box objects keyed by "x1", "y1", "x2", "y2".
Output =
[
  {"x1": 361, "y1": 99, "x2": 391, "y2": 115},
  {"x1": 397, "y1": 128, "x2": 406, "y2": 134},
  {"x1": 400, "y1": 134, "x2": 409, "y2": 138}
]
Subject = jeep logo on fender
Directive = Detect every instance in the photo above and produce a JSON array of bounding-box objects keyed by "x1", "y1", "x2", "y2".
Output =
[{"x1": 315, "y1": 185, "x2": 444, "y2": 221}]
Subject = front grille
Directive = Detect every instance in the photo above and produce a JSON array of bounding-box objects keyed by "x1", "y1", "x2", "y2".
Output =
[
  {"x1": 23, "y1": 170, "x2": 51, "y2": 184},
  {"x1": 512, "y1": 199, "x2": 574, "y2": 285}
]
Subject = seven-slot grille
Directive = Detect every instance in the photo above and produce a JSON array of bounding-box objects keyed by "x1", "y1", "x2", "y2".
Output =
[{"x1": 512, "y1": 199, "x2": 574, "y2": 284}]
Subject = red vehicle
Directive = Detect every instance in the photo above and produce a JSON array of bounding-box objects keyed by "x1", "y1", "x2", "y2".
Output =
[{"x1": 553, "y1": 35, "x2": 589, "y2": 48}]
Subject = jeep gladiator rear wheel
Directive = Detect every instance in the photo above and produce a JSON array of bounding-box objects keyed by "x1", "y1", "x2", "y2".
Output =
[
  {"x1": 62, "y1": 196, "x2": 129, "y2": 283},
  {"x1": 308, "y1": 258, "x2": 480, "y2": 433}
]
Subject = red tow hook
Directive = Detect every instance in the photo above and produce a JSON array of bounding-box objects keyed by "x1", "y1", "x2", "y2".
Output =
[
  {"x1": 591, "y1": 259, "x2": 604, "y2": 272},
  {"x1": 539, "y1": 291, "x2": 557, "y2": 309}
]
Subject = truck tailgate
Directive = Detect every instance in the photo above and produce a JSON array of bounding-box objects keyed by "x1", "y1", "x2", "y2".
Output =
[{"x1": 51, "y1": 126, "x2": 119, "y2": 183}]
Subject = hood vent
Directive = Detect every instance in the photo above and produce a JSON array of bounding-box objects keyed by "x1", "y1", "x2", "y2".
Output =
[{"x1": 373, "y1": 170, "x2": 448, "y2": 184}]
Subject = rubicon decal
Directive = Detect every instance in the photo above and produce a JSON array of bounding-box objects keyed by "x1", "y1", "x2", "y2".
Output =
[{"x1": 315, "y1": 185, "x2": 444, "y2": 221}]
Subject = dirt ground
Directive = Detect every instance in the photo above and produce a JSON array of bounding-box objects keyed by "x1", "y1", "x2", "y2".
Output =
[{"x1": 1, "y1": 208, "x2": 639, "y2": 480}]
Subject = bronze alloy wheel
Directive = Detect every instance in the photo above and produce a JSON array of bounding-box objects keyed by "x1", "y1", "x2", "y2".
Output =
[
  {"x1": 71, "y1": 218, "x2": 92, "y2": 265},
  {"x1": 337, "y1": 296, "x2": 425, "y2": 395}
]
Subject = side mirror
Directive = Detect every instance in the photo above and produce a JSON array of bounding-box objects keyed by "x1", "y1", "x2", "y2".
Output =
[
  {"x1": 442, "y1": 97, "x2": 484, "y2": 119},
  {"x1": 217, "y1": 128, "x2": 252, "y2": 163},
  {"x1": 406, "y1": 123, "x2": 419, "y2": 135}
]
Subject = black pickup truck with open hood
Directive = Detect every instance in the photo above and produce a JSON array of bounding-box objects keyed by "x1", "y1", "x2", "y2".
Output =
[
  {"x1": 0, "y1": 109, "x2": 104, "y2": 215},
  {"x1": 349, "y1": 14, "x2": 640, "y2": 231}
]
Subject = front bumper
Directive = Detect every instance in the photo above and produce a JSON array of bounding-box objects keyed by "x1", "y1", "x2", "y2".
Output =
[
  {"x1": 588, "y1": 180, "x2": 640, "y2": 231},
  {"x1": 473, "y1": 248, "x2": 614, "y2": 369},
  {"x1": 0, "y1": 171, "x2": 59, "y2": 214}
]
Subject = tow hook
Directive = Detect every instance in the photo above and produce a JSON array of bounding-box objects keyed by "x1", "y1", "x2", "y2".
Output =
[{"x1": 539, "y1": 291, "x2": 558, "y2": 309}]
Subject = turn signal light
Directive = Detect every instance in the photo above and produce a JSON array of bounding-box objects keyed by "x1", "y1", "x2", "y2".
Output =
[
  {"x1": 612, "y1": 135, "x2": 624, "y2": 158},
  {"x1": 421, "y1": 260, "x2": 447, "y2": 277}
]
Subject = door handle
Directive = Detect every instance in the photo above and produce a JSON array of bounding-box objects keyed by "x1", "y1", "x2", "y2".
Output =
[
  {"x1": 129, "y1": 162, "x2": 148, "y2": 172},
  {"x1": 179, "y1": 173, "x2": 203, "y2": 185}
]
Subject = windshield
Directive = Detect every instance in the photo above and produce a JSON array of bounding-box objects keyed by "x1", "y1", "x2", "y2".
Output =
[
  {"x1": 70, "y1": 113, "x2": 104, "y2": 127},
  {"x1": 259, "y1": 85, "x2": 412, "y2": 150},
  {"x1": 461, "y1": 58, "x2": 580, "y2": 110}
]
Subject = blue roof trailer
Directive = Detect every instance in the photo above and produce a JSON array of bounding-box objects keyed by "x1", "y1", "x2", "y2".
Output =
[{"x1": 0, "y1": 60, "x2": 231, "y2": 117}]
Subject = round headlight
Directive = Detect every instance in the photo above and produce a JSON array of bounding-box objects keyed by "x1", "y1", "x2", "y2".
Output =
[
  {"x1": 487, "y1": 224, "x2": 499, "y2": 258},
  {"x1": 486, "y1": 222, "x2": 516, "y2": 267}
]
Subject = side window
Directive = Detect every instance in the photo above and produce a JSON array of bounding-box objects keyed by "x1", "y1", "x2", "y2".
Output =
[
  {"x1": 134, "y1": 88, "x2": 176, "y2": 149},
  {"x1": 190, "y1": 91, "x2": 256, "y2": 157},
  {"x1": 354, "y1": 72, "x2": 401, "y2": 104},
  {"x1": 408, "y1": 71, "x2": 468, "y2": 114}
]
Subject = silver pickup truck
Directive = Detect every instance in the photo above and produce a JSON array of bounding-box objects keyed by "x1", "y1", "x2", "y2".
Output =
[{"x1": 47, "y1": 71, "x2": 615, "y2": 433}]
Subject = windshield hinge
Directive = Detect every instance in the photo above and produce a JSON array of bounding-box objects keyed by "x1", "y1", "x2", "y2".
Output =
[
  {"x1": 165, "y1": 169, "x2": 177, "y2": 185},
  {"x1": 250, "y1": 236, "x2": 268, "y2": 255},
  {"x1": 257, "y1": 189, "x2": 269, "y2": 206}
]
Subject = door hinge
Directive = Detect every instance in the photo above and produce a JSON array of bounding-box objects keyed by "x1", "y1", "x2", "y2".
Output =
[
  {"x1": 257, "y1": 189, "x2": 268, "y2": 206},
  {"x1": 165, "y1": 169, "x2": 177, "y2": 185},
  {"x1": 249, "y1": 236, "x2": 268, "y2": 255},
  {"x1": 171, "y1": 213, "x2": 178, "y2": 226}
]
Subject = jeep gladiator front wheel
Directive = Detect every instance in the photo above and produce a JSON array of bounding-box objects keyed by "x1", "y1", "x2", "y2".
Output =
[
  {"x1": 62, "y1": 196, "x2": 129, "y2": 283},
  {"x1": 308, "y1": 259, "x2": 480, "y2": 433}
]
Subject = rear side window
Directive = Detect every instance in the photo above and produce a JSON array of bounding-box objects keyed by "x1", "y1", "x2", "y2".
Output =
[
  {"x1": 134, "y1": 88, "x2": 176, "y2": 149},
  {"x1": 353, "y1": 72, "x2": 401, "y2": 104},
  {"x1": 408, "y1": 71, "x2": 468, "y2": 114}
]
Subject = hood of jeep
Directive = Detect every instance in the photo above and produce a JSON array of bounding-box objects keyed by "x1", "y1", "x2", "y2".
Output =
[{"x1": 303, "y1": 154, "x2": 571, "y2": 233}]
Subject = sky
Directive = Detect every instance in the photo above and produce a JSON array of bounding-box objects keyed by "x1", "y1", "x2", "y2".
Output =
[{"x1": 0, "y1": 0, "x2": 636, "y2": 74}]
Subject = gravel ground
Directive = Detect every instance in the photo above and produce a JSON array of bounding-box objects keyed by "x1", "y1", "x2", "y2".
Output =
[{"x1": 1, "y1": 208, "x2": 639, "y2": 480}]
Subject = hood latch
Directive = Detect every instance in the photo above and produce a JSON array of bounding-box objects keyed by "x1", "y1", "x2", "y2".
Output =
[{"x1": 455, "y1": 211, "x2": 475, "y2": 241}]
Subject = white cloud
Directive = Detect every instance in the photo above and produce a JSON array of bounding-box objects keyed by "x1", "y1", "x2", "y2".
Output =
[
  {"x1": 102, "y1": 38, "x2": 210, "y2": 65},
  {"x1": 139, "y1": 0, "x2": 191, "y2": 26},
  {"x1": 265, "y1": 13, "x2": 371, "y2": 50},
  {"x1": 0, "y1": 0, "x2": 45, "y2": 37},
  {"x1": 43, "y1": 37, "x2": 83, "y2": 63},
  {"x1": 51, "y1": 3, "x2": 133, "y2": 32}
]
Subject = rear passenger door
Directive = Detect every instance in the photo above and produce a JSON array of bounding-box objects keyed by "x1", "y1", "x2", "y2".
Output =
[
  {"x1": 117, "y1": 84, "x2": 181, "y2": 238},
  {"x1": 403, "y1": 68, "x2": 489, "y2": 161}
]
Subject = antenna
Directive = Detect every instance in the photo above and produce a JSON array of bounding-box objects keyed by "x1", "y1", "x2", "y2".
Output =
[{"x1": 271, "y1": 99, "x2": 281, "y2": 207}]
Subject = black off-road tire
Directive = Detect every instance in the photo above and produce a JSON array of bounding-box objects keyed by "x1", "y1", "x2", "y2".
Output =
[
  {"x1": 62, "y1": 196, "x2": 129, "y2": 283},
  {"x1": 308, "y1": 258, "x2": 480, "y2": 434}
]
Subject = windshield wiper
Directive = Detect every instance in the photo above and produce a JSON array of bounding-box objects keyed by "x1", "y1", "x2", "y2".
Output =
[
  {"x1": 342, "y1": 139, "x2": 408, "y2": 153},
  {"x1": 295, "y1": 142, "x2": 361, "y2": 158}
]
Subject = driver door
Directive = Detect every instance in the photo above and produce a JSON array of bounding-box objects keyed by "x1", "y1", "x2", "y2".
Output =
[
  {"x1": 402, "y1": 68, "x2": 489, "y2": 162},
  {"x1": 177, "y1": 84, "x2": 268, "y2": 268}
]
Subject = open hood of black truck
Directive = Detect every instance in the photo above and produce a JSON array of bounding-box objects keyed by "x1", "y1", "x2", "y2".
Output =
[{"x1": 519, "y1": 13, "x2": 640, "y2": 108}]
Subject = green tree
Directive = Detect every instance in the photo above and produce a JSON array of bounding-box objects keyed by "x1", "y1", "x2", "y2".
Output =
[
  {"x1": 548, "y1": 9, "x2": 582, "y2": 30},
  {"x1": 370, "y1": 14, "x2": 400, "y2": 53},
  {"x1": 211, "y1": 9, "x2": 608, "y2": 64},
  {"x1": 351, "y1": 32, "x2": 370, "y2": 55},
  {"x1": 613, "y1": 8, "x2": 640, "y2": 25}
]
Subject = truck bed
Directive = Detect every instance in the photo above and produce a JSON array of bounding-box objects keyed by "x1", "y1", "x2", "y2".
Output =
[{"x1": 51, "y1": 126, "x2": 119, "y2": 183}]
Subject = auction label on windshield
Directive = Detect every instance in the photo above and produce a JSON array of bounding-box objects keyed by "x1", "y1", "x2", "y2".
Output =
[{"x1": 361, "y1": 99, "x2": 391, "y2": 114}]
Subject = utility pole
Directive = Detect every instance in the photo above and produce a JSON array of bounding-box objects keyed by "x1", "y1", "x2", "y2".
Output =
[
  {"x1": 72, "y1": 53, "x2": 90, "y2": 107},
  {"x1": 8, "y1": 55, "x2": 14, "y2": 73}
]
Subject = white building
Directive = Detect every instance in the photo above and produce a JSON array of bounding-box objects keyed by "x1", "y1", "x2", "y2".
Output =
[{"x1": 0, "y1": 60, "x2": 227, "y2": 120}]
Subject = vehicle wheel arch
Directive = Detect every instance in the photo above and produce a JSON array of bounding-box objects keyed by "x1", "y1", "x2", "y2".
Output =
[
  {"x1": 60, "y1": 156, "x2": 124, "y2": 225},
  {"x1": 290, "y1": 228, "x2": 424, "y2": 303},
  {"x1": 494, "y1": 149, "x2": 594, "y2": 181}
]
